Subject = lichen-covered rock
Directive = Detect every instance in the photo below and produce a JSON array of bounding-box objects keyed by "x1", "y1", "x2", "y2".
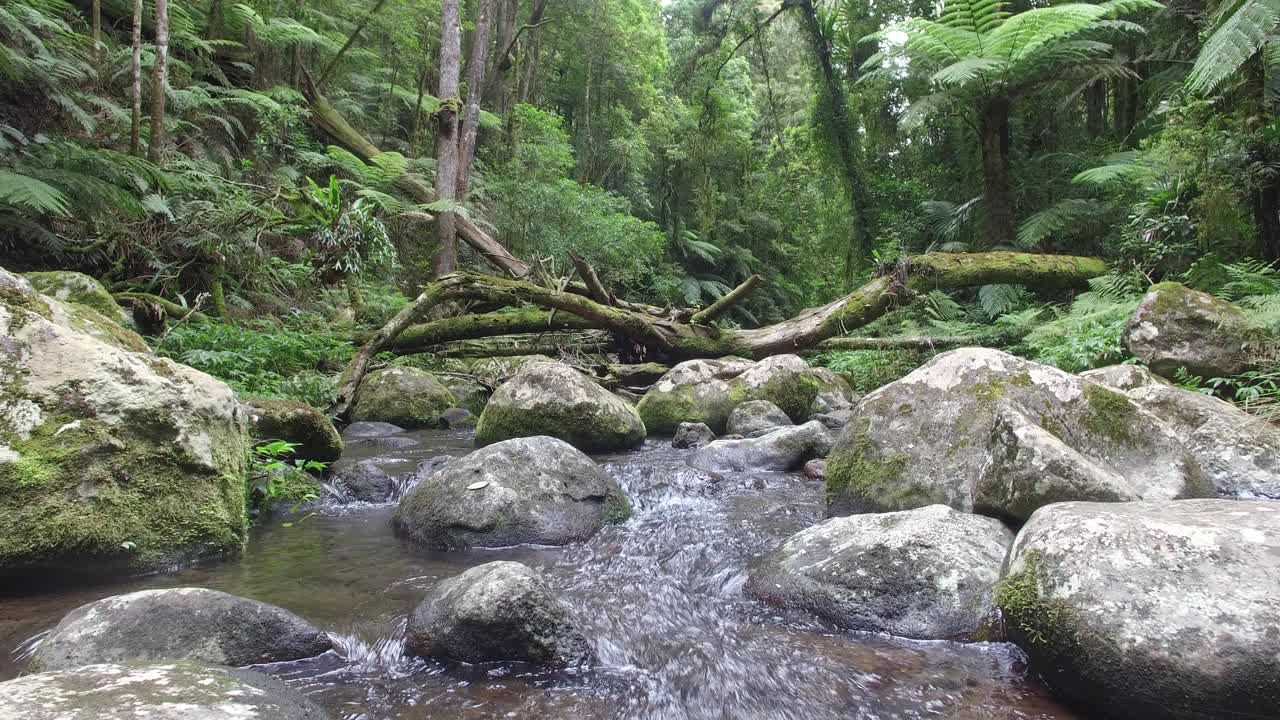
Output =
[
  {"x1": 636, "y1": 357, "x2": 754, "y2": 434},
  {"x1": 1124, "y1": 282, "x2": 1257, "y2": 379},
  {"x1": 475, "y1": 362, "x2": 645, "y2": 452},
  {"x1": 726, "y1": 400, "x2": 793, "y2": 437},
  {"x1": 24, "y1": 270, "x2": 134, "y2": 329},
  {"x1": 824, "y1": 348, "x2": 1203, "y2": 518},
  {"x1": 0, "y1": 268, "x2": 250, "y2": 579},
  {"x1": 328, "y1": 457, "x2": 393, "y2": 502},
  {"x1": 1078, "y1": 364, "x2": 1169, "y2": 391},
  {"x1": 672, "y1": 421, "x2": 715, "y2": 449},
  {"x1": 808, "y1": 367, "x2": 857, "y2": 414},
  {"x1": 394, "y1": 436, "x2": 630, "y2": 548},
  {"x1": 813, "y1": 408, "x2": 852, "y2": 431},
  {"x1": 352, "y1": 367, "x2": 455, "y2": 428},
  {"x1": 1126, "y1": 384, "x2": 1280, "y2": 499},
  {"x1": 341, "y1": 421, "x2": 406, "y2": 440},
  {"x1": 243, "y1": 397, "x2": 342, "y2": 463},
  {"x1": 33, "y1": 588, "x2": 331, "y2": 670},
  {"x1": 996, "y1": 500, "x2": 1280, "y2": 720},
  {"x1": 688, "y1": 421, "x2": 831, "y2": 473},
  {"x1": 750, "y1": 505, "x2": 1012, "y2": 640},
  {"x1": 405, "y1": 561, "x2": 594, "y2": 667},
  {"x1": 0, "y1": 662, "x2": 330, "y2": 720},
  {"x1": 726, "y1": 354, "x2": 820, "y2": 422}
]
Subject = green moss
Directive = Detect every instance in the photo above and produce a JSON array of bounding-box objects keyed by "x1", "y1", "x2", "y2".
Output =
[
  {"x1": 602, "y1": 489, "x2": 632, "y2": 524},
  {"x1": 475, "y1": 400, "x2": 644, "y2": 453},
  {"x1": 637, "y1": 386, "x2": 725, "y2": 435},
  {"x1": 352, "y1": 368, "x2": 454, "y2": 428},
  {"x1": 728, "y1": 372, "x2": 820, "y2": 423},
  {"x1": 1082, "y1": 383, "x2": 1138, "y2": 444},
  {"x1": 244, "y1": 396, "x2": 343, "y2": 463},
  {"x1": 993, "y1": 551, "x2": 1079, "y2": 651},
  {"x1": 59, "y1": 301, "x2": 150, "y2": 353},
  {"x1": 824, "y1": 424, "x2": 938, "y2": 513},
  {"x1": 24, "y1": 271, "x2": 125, "y2": 321}
]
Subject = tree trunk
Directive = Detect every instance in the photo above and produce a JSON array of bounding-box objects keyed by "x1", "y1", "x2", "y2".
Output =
[
  {"x1": 1253, "y1": 169, "x2": 1280, "y2": 261},
  {"x1": 457, "y1": 0, "x2": 495, "y2": 198},
  {"x1": 207, "y1": 0, "x2": 224, "y2": 40},
  {"x1": 317, "y1": 0, "x2": 391, "y2": 88},
  {"x1": 979, "y1": 97, "x2": 1016, "y2": 247},
  {"x1": 486, "y1": 0, "x2": 519, "y2": 118},
  {"x1": 434, "y1": 0, "x2": 464, "y2": 278},
  {"x1": 1086, "y1": 81, "x2": 1106, "y2": 138},
  {"x1": 129, "y1": 0, "x2": 143, "y2": 157},
  {"x1": 146, "y1": 0, "x2": 169, "y2": 164},
  {"x1": 91, "y1": 0, "x2": 101, "y2": 64}
]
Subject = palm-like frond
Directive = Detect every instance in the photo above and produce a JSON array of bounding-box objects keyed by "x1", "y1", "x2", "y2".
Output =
[
  {"x1": 1016, "y1": 198, "x2": 1111, "y2": 247},
  {"x1": 1188, "y1": 0, "x2": 1280, "y2": 95}
]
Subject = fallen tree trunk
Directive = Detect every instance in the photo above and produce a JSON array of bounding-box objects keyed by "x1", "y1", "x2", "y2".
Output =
[
  {"x1": 809, "y1": 330, "x2": 1029, "y2": 353},
  {"x1": 330, "y1": 252, "x2": 1106, "y2": 417},
  {"x1": 389, "y1": 309, "x2": 597, "y2": 353}
]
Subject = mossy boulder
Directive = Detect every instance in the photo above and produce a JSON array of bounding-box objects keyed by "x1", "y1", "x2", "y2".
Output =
[
  {"x1": 1124, "y1": 282, "x2": 1258, "y2": 379},
  {"x1": 997, "y1": 500, "x2": 1280, "y2": 720},
  {"x1": 0, "y1": 267, "x2": 250, "y2": 580},
  {"x1": 1078, "y1": 363, "x2": 1170, "y2": 391},
  {"x1": 726, "y1": 399, "x2": 793, "y2": 437},
  {"x1": 636, "y1": 357, "x2": 754, "y2": 435},
  {"x1": 243, "y1": 397, "x2": 342, "y2": 463},
  {"x1": 824, "y1": 348, "x2": 1203, "y2": 519},
  {"x1": 475, "y1": 361, "x2": 645, "y2": 453},
  {"x1": 24, "y1": 270, "x2": 133, "y2": 328},
  {"x1": 352, "y1": 367, "x2": 455, "y2": 428},
  {"x1": 0, "y1": 662, "x2": 332, "y2": 720},
  {"x1": 726, "y1": 354, "x2": 821, "y2": 422},
  {"x1": 808, "y1": 367, "x2": 858, "y2": 414},
  {"x1": 749, "y1": 504, "x2": 1012, "y2": 640},
  {"x1": 442, "y1": 376, "x2": 489, "y2": 415},
  {"x1": 394, "y1": 436, "x2": 630, "y2": 549}
]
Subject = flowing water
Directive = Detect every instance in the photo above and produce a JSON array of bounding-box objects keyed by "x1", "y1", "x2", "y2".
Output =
[{"x1": 0, "y1": 430, "x2": 1076, "y2": 719}]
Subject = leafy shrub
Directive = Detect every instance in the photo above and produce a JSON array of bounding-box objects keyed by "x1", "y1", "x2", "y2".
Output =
[{"x1": 1021, "y1": 294, "x2": 1140, "y2": 372}]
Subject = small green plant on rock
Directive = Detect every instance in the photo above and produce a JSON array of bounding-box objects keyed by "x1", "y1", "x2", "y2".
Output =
[{"x1": 248, "y1": 440, "x2": 326, "y2": 523}]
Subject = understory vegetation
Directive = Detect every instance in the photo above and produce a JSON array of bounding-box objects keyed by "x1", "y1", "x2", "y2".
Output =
[{"x1": 4, "y1": 0, "x2": 1280, "y2": 415}]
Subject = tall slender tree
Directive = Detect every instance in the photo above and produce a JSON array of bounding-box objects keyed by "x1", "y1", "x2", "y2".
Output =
[
  {"x1": 433, "y1": 0, "x2": 463, "y2": 277},
  {"x1": 147, "y1": 0, "x2": 169, "y2": 164},
  {"x1": 128, "y1": 0, "x2": 143, "y2": 157},
  {"x1": 457, "y1": 0, "x2": 495, "y2": 198}
]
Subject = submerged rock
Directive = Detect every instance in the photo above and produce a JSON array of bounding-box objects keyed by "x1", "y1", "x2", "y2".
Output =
[
  {"x1": 441, "y1": 407, "x2": 477, "y2": 429},
  {"x1": 341, "y1": 421, "x2": 407, "y2": 440},
  {"x1": 1123, "y1": 282, "x2": 1257, "y2": 379},
  {"x1": 688, "y1": 421, "x2": 831, "y2": 473},
  {"x1": 1126, "y1": 384, "x2": 1280, "y2": 499},
  {"x1": 394, "y1": 436, "x2": 630, "y2": 548},
  {"x1": 405, "y1": 561, "x2": 594, "y2": 667},
  {"x1": 0, "y1": 268, "x2": 250, "y2": 579},
  {"x1": 636, "y1": 357, "x2": 754, "y2": 434},
  {"x1": 352, "y1": 367, "x2": 455, "y2": 428},
  {"x1": 0, "y1": 662, "x2": 330, "y2": 720},
  {"x1": 750, "y1": 505, "x2": 1012, "y2": 640},
  {"x1": 243, "y1": 397, "x2": 342, "y2": 463},
  {"x1": 329, "y1": 457, "x2": 394, "y2": 502},
  {"x1": 726, "y1": 400, "x2": 793, "y2": 437},
  {"x1": 1078, "y1": 364, "x2": 1169, "y2": 391},
  {"x1": 997, "y1": 500, "x2": 1280, "y2": 720},
  {"x1": 824, "y1": 348, "x2": 1203, "y2": 518},
  {"x1": 475, "y1": 362, "x2": 645, "y2": 452},
  {"x1": 33, "y1": 588, "x2": 331, "y2": 670},
  {"x1": 672, "y1": 421, "x2": 716, "y2": 449}
]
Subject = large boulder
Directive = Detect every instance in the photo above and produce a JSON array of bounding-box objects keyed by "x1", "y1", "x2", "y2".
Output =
[
  {"x1": 726, "y1": 399, "x2": 793, "y2": 437},
  {"x1": 997, "y1": 500, "x2": 1280, "y2": 720},
  {"x1": 1126, "y1": 384, "x2": 1280, "y2": 499},
  {"x1": 475, "y1": 362, "x2": 645, "y2": 452},
  {"x1": 1078, "y1": 364, "x2": 1169, "y2": 391},
  {"x1": 352, "y1": 367, "x2": 455, "y2": 428},
  {"x1": 688, "y1": 421, "x2": 831, "y2": 473},
  {"x1": 394, "y1": 436, "x2": 630, "y2": 549},
  {"x1": 0, "y1": 269, "x2": 250, "y2": 579},
  {"x1": 0, "y1": 663, "x2": 330, "y2": 719},
  {"x1": 636, "y1": 357, "x2": 754, "y2": 434},
  {"x1": 808, "y1": 367, "x2": 857, "y2": 414},
  {"x1": 726, "y1": 354, "x2": 820, "y2": 422},
  {"x1": 243, "y1": 397, "x2": 342, "y2": 463},
  {"x1": 405, "y1": 561, "x2": 594, "y2": 667},
  {"x1": 24, "y1": 270, "x2": 134, "y2": 329},
  {"x1": 328, "y1": 457, "x2": 394, "y2": 502},
  {"x1": 33, "y1": 588, "x2": 331, "y2": 670},
  {"x1": 671, "y1": 421, "x2": 716, "y2": 449},
  {"x1": 824, "y1": 348, "x2": 1204, "y2": 518},
  {"x1": 750, "y1": 505, "x2": 1012, "y2": 640},
  {"x1": 1124, "y1": 282, "x2": 1257, "y2": 379}
]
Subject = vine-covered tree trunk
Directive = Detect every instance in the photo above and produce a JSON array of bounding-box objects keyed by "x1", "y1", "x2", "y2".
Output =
[
  {"x1": 147, "y1": 0, "x2": 169, "y2": 164},
  {"x1": 434, "y1": 0, "x2": 463, "y2": 278},
  {"x1": 129, "y1": 0, "x2": 142, "y2": 156},
  {"x1": 457, "y1": 0, "x2": 495, "y2": 198},
  {"x1": 979, "y1": 96, "x2": 1016, "y2": 247}
]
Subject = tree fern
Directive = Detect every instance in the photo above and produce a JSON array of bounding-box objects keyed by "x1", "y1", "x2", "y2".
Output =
[
  {"x1": 0, "y1": 169, "x2": 70, "y2": 215},
  {"x1": 1188, "y1": 0, "x2": 1280, "y2": 96}
]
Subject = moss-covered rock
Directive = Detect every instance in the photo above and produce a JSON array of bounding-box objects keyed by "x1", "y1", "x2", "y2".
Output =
[
  {"x1": 24, "y1": 270, "x2": 132, "y2": 327},
  {"x1": 442, "y1": 376, "x2": 489, "y2": 415},
  {"x1": 636, "y1": 357, "x2": 754, "y2": 435},
  {"x1": 352, "y1": 367, "x2": 455, "y2": 428},
  {"x1": 1123, "y1": 282, "x2": 1258, "y2": 379},
  {"x1": 243, "y1": 397, "x2": 342, "y2": 463},
  {"x1": 0, "y1": 267, "x2": 249, "y2": 581},
  {"x1": 726, "y1": 354, "x2": 820, "y2": 422},
  {"x1": 476, "y1": 361, "x2": 645, "y2": 452}
]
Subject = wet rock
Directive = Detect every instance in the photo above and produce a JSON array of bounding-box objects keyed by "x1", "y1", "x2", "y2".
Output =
[
  {"x1": 394, "y1": 436, "x2": 630, "y2": 548},
  {"x1": 32, "y1": 588, "x2": 331, "y2": 670},
  {"x1": 475, "y1": 362, "x2": 645, "y2": 453},
  {"x1": 1078, "y1": 364, "x2": 1169, "y2": 391},
  {"x1": 814, "y1": 408, "x2": 852, "y2": 431},
  {"x1": 727, "y1": 354, "x2": 820, "y2": 422},
  {"x1": 405, "y1": 561, "x2": 594, "y2": 667},
  {"x1": 0, "y1": 662, "x2": 331, "y2": 720},
  {"x1": 352, "y1": 367, "x2": 456, "y2": 428},
  {"x1": 672, "y1": 421, "x2": 716, "y2": 449},
  {"x1": 397, "y1": 454, "x2": 456, "y2": 498},
  {"x1": 1126, "y1": 384, "x2": 1280, "y2": 499},
  {"x1": 341, "y1": 421, "x2": 407, "y2": 440},
  {"x1": 803, "y1": 459, "x2": 826, "y2": 481},
  {"x1": 750, "y1": 505, "x2": 1012, "y2": 640},
  {"x1": 636, "y1": 357, "x2": 755, "y2": 434},
  {"x1": 809, "y1": 367, "x2": 857, "y2": 414},
  {"x1": 997, "y1": 500, "x2": 1280, "y2": 720},
  {"x1": 243, "y1": 397, "x2": 343, "y2": 463},
  {"x1": 688, "y1": 421, "x2": 831, "y2": 473},
  {"x1": 1123, "y1": 282, "x2": 1257, "y2": 379},
  {"x1": 441, "y1": 407, "x2": 477, "y2": 429},
  {"x1": 0, "y1": 267, "x2": 249, "y2": 579},
  {"x1": 329, "y1": 458, "x2": 394, "y2": 502},
  {"x1": 347, "y1": 434, "x2": 420, "y2": 450},
  {"x1": 727, "y1": 400, "x2": 793, "y2": 437},
  {"x1": 824, "y1": 348, "x2": 1203, "y2": 518}
]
